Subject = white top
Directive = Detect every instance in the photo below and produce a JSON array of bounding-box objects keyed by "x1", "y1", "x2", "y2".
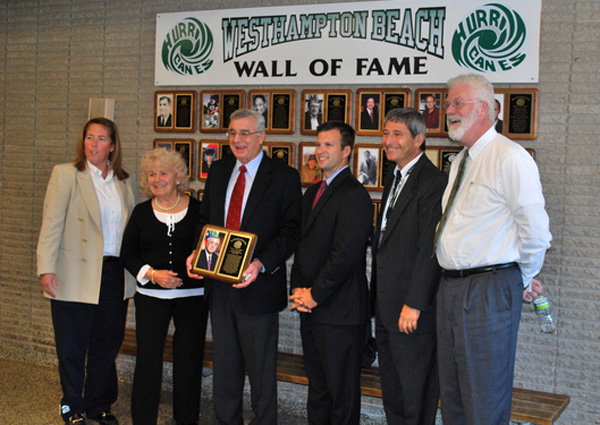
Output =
[
  {"x1": 436, "y1": 127, "x2": 552, "y2": 288},
  {"x1": 87, "y1": 161, "x2": 122, "y2": 257}
]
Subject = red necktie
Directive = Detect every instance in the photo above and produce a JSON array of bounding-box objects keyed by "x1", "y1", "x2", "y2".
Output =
[
  {"x1": 312, "y1": 180, "x2": 328, "y2": 210},
  {"x1": 226, "y1": 165, "x2": 247, "y2": 230}
]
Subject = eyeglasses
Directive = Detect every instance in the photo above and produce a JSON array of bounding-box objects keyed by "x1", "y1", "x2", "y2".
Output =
[
  {"x1": 226, "y1": 130, "x2": 262, "y2": 139},
  {"x1": 444, "y1": 100, "x2": 483, "y2": 110}
]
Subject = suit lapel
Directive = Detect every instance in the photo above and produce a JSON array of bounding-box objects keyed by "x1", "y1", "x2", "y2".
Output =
[
  {"x1": 378, "y1": 155, "x2": 426, "y2": 247},
  {"x1": 303, "y1": 168, "x2": 349, "y2": 234},
  {"x1": 77, "y1": 169, "x2": 102, "y2": 231}
]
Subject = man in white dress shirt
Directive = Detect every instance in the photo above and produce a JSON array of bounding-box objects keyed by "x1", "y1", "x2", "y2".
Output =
[{"x1": 435, "y1": 74, "x2": 552, "y2": 425}]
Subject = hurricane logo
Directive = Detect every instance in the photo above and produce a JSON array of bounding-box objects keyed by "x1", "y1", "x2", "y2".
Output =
[
  {"x1": 162, "y1": 17, "x2": 213, "y2": 76},
  {"x1": 452, "y1": 4, "x2": 527, "y2": 73}
]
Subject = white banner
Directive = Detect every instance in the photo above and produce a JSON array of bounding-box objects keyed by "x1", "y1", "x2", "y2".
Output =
[{"x1": 155, "y1": 0, "x2": 541, "y2": 86}]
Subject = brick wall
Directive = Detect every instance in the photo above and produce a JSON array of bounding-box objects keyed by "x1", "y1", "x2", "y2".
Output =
[{"x1": 1, "y1": 1, "x2": 599, "y2": 424}]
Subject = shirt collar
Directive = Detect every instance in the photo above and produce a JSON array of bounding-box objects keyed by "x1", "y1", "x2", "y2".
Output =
[
  {"x1": 394, "y1": 152, "x2": 423, "y2": 177},
  {"x1": 87, "y1": 160, "x2": 114, "y2": 181},
  {"x1": 235, "y1": 150, "x2": 264, "y2": 178},
  {"x1": 468, "y1": 126, "x2": 497, "y2": 159},
  {"x1": 324, "y1": 165, "x2": 348, "y2": 185}
]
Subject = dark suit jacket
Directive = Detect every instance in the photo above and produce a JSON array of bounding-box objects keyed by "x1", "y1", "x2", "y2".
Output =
[
  {"x1": 198, "y1": 154, "x2": 302, "y2": 315},
  {"x1": 291, "y1": 168, "x2": 373, "y2": 326},
  {"x1": 371, "y1": 154, "x2": 446, "y2": 333},
  {"x1": 157, "y1": 114, "x2": 172, "y2": 127},
  {"x1": 197, "y1": 249, "x2": 218, "y2": 271},
  {"x1": 360, "y1": 109, "x2": 379, "y2": 130},
  {"x1": 304, "y1": 111, "x2": 322, "y2": 130}
]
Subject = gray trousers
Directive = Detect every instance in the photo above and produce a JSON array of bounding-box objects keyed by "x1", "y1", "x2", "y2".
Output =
[{"x1": 436, "y1": 267, "x2": 522, "y2": 425}]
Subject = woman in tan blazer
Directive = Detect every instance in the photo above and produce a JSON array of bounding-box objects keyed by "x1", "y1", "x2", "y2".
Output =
[{"x1": 37, "y1": 117, "x2": 137, "y2": 425}]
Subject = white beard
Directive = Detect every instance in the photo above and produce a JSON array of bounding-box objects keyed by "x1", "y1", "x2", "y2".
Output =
[{"x1": 448, "y1": 107, "x2": 479, "y2": 141}]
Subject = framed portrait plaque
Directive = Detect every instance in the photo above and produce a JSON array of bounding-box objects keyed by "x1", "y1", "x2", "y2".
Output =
[
  {"x1": 153, "y1": 139, "x2": 195, "y2": 180},
  {"x1": 200, "y1": 90, "x2": 245, "y2": 133},
  {"x1": 414, "y1": 89, "x2": 446, "y2": 137},
  {"x1": 248, "y1": 90, "x2": 295, "y2": 134},
  {"x1": 356, "y1": 88, "x2": 411, "y2": 136},
  {"x1": 154, "y1": 91, "x2": 196, "y2": 133},
  {"x1": 494, "y1": 88, "x2": 539, "y2": 140},
  {"x1": 353, "y1": 144, "x2": 382, "y2": 192},
  {"x1": 192, "y1": 225, "x2": 258, "y2": 284}
]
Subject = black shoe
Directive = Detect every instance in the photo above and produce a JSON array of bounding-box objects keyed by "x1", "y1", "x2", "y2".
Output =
[
  {"x1": 67, "y1": 413, "x2": 87, "y2": 425},
  {"x1": 88, "y1": 411, "x2": 119, "y2": 425}
]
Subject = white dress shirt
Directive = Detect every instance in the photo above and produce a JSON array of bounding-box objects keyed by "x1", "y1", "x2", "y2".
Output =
[
  {"x1": 436, "y1": 127, "x2": 552, "y2": 288},
  {"x1": 87, "y1": 161, "x2": 122, "y2": 257}
]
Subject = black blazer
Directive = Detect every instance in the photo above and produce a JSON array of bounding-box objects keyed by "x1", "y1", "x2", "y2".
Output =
[
  {"x1": 198, "y1": 154, "x2": 302, "y2": 315},
  {"x1": 371, "y1": 154, "x2": 446, "y2": 333},
  {"x1": 291, "y1": 168, "x2": 373, "y2": 326},
  {"x1": 196, "y1": 249, "x2": 218, "y2": 271},
  {"x1": 121, "y1": 197, "x2": 203, "y2": 290}
]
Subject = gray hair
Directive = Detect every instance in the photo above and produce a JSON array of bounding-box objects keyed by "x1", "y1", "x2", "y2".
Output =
[
  {"x1": 447, "y1": 73, "x2": 495, "y2": 122},
  {"x1": 383, "y1": 108, "x2": 427, "y2": 151},
  {"x1": 229, "y1": 109, "x2": 265, "y2": 133}
]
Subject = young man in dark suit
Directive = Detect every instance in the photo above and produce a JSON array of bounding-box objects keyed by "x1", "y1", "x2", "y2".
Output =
[
  {"x1": 290, "y1": 121, "x2": 373, "y2": 425},
  {"x1": 187, "y1": 109, "x2": 302, "y2": 425},
  {"x1": 371, "y1": 108, "x2": 447, "y2": 425}
]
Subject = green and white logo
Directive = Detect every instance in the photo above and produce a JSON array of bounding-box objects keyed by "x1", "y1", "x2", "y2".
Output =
[
  {"x1": 162, "y1": 17, "x2": 213, "y2": 76},
  {"x1": 452, "y1": 3, "x2": 526, "y2": 73}
]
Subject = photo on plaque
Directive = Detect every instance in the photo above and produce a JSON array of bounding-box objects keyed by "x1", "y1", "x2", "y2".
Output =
[
  {"x1": 200, "y1": 90, "x2": 245, "y2": 132},
  {"x1": 199, "y1": 141, "x2": 220, "y2": 181},
  {"x1": 155, "y1": 93, "x2": 174, "y2": 131},
  {"x1": 250, "y1": 92, "x2": 270, "y2": 129},
  {"x1": 417, "y1": 91, "x2": 442, "y2": 133},
  {"x1": 298, "y1": 142, "x2": 322, "y2": 187},
  {"x1": 358, "y1": 92, "x2": 381, "y2": 132},
  {"x1": 201, "y1": 92, "x2": 220, "y2": 130},
  {"x1": 153, "y1": 139, "x2": 173, "y2": 151},
  {"x1": 301, "y1": 91, "x2": 324, "y2": 134},
  {"x1": 493, "y1": 93, "x2": 505, "y2": 134},
  {"x1": 354, "y1": 144, "x2": 381, "y2": 191},
  {"x1": 192, "y1": 225, "x2": 258, "y2": 284}
]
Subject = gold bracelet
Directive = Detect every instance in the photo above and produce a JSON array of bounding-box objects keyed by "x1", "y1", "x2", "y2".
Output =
[{"x1": 151, "y1": 268, "x2": 156, "y2": 284}]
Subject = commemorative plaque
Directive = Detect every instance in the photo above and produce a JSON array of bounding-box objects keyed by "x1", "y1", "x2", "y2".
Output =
[{"x1": 192, "y1": 225, "x2": 257, "y2": 284}]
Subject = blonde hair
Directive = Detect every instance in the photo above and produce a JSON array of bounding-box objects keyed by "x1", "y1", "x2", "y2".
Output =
[{"x1": 139, "y1": 148, "x2": 190, "y2": 198}]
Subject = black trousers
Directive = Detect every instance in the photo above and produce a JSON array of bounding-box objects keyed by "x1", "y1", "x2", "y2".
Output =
[
  {"x1": 51, "y1": 260, "x2": 128, "y2": 422},
  {"x1": 300, "y1": 314, "x2": 365, "y2": 425},
  {"x1": 131, "y1": 292, "x2": 209, "y2": 425},
  {"x1": 210, "y1": 285, "x2": 279, "y2": 425},
  {"x1": 375, "y1": 313, "x2": 439, "y2": 425}
]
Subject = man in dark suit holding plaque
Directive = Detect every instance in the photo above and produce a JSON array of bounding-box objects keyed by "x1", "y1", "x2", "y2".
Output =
[
  {"x1": 290, "y1": 121, "x2": 373, "y2": 425},
  {"x1": 187, "y1": 109, "x2": 302, "y2": 425},
  {"x1": 371, "y1": 108, "x2": 446, "y2": 425}
]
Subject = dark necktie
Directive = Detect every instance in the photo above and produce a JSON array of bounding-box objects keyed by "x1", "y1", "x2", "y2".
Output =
[
  {"x1": 226, "y1": 165, "x2": 247, "y2": 230},
  {"x1": 433, "y1": 150, "x2": 469, "y2": 251},
  {"x1": 312, "y1": 180, "x2": 328, "y2": 210},
  {"x1": 384, "y1": 170, "x2": 402, "y2": 223}
]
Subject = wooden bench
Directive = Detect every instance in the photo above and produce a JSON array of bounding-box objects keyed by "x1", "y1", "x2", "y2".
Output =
[{"x1": 120, "y1": 328, "x2": 569, "y2": 425}]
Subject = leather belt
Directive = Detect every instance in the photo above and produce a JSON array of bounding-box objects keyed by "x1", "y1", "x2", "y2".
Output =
[
  {"x1": 103, "y1": 256, "x2": 120, "y2": 263},
  {"x1": 441, "y1": 262, "x2": 518, "y2": 278}
]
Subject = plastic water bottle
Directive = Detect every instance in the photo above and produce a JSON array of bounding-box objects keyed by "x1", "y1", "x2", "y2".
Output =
[{"x1": 533, "y1": 295, "x2": 556, "y2": 333}]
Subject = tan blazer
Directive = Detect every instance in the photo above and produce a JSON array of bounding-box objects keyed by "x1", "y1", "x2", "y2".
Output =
[{"x1": 36, "y1": 163, "x2": 138, "y2": 304}]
